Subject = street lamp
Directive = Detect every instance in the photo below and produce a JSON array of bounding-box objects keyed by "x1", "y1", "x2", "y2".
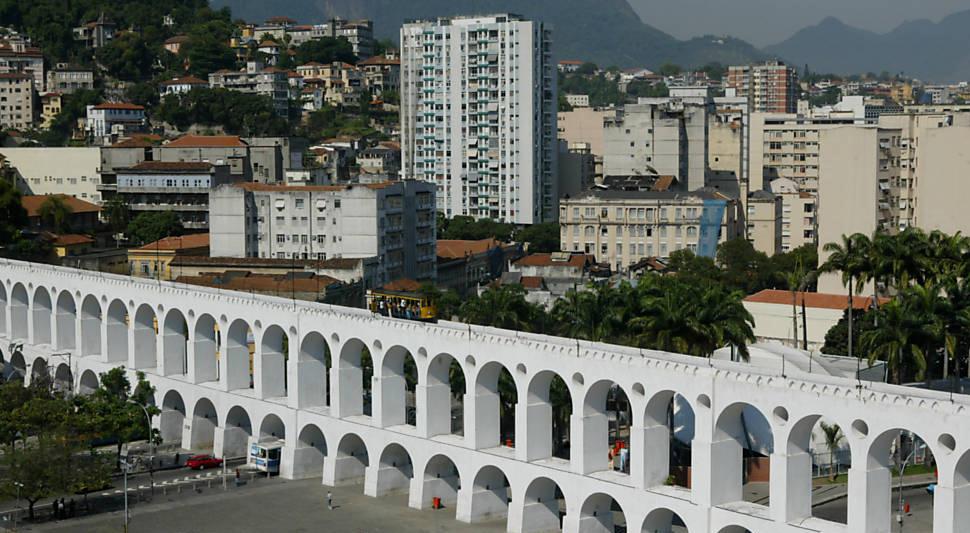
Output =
[
  {"x1": 11, "y1": 481, "x2": 22, "y2": 532},
  {"x1": 895, "y1": 431, "x2": 916, "y2": 532},
  {"x1": 128, "y1": 399, "x2": 155, "y2": 496},
  {"x1": 120, "y1": 455, "x2": 131, "y2": 533}
]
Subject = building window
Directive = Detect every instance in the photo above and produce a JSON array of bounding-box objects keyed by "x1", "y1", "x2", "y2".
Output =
[
  {"x1": 276, "y1": 234, "x2": 285, "y2": 243},
  {"x1": 295, "y1": 198, "x2": 305, "y2": 209}
]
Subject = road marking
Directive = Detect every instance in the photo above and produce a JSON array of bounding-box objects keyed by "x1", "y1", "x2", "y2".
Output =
[{"x1": 114, "y1": 490, "x2": 122, "y2": 494}]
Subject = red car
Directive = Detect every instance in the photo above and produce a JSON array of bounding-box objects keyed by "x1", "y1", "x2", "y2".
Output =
[{"x1": 185, "y1": 454, "x2": 224, "y2": 470}]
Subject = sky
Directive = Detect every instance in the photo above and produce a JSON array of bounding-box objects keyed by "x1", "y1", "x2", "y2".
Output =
[{"x1": 627, "y1": 0, "x2": 970, "y2": 46}]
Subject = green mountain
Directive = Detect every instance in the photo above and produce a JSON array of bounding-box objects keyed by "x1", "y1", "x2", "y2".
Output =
[{"x1": 213, "y1": 0, "x2": 766, "y2": 69}]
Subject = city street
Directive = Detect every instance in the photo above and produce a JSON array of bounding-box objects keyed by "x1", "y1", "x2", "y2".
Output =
[
  {"x1": 24, "y1": 478, "x2": 507, "y2": 533},
  {"x1": 812, "y1": 486, "x2": 934, "y2": 532}
]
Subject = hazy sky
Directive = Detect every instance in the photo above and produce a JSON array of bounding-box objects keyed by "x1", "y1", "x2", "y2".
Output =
[{"x1": 628, "y1": 0, "x2": 970, "y2": 46}]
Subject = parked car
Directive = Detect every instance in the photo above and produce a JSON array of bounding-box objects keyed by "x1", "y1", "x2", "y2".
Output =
[{"x1": 185, "y1": 454, "x2": 224, "y2": 470}]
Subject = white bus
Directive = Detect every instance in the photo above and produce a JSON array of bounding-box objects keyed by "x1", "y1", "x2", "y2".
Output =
[{"x1": 250, "y1": 440, "x2": 283, "y2": 474}]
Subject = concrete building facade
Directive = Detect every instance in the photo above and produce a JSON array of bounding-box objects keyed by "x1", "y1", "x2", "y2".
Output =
[
  {"x1": 726, "y1": 61, "x2": 799, "y2": 114},
  {"x1": 209, "y1": 180, "x2": 435, "y2": 285},
  {"x1": 0, "y1": 73, "x2": 34, "y2": 130},
  {"x1": 746, "y1": 190, "x2": 782, "y2": 256},
  {"x1": 602, "y1": 97, "x2": 709, "y2": 191},
  {"x1": 3, "y1": 259, "x2": 970, "y2": 533},
  {"x1": 559, "y1": 189, "x2": 742, "y2": 269},
  {"x1": 401, "y1": 14, "x2": 557, "y2": 224},
  {"x1": 0, "y1": 147, "x2": 102, "y2": 203}
]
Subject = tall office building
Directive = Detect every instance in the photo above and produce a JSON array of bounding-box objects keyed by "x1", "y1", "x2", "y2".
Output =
[
  {"x1": 401, "y1": 14, "x2": 557, "y2": 224},
  {"x1": 726, "y1": 61, "x2": 799, "y2": 114}
]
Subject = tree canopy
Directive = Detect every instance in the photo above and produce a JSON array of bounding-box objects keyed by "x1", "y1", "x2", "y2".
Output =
[
  {"x1": 155, "y1": 88, "x2": 291, "y2": 136},
  {"x1": 291, "y1": 37, "x2": 356, "y2": 66},
  {"x1": 126, "y1": 210, "x2": 184, "y2": 244}
]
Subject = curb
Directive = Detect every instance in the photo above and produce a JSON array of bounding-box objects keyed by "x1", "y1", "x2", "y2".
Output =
[{"x1": 812, "y1": 479, "x2": 934, "y2": 507}]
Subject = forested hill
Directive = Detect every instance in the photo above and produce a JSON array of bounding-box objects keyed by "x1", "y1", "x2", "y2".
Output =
[{"x1": 214, "y1": 0, "x2": 766, "y2": 69}]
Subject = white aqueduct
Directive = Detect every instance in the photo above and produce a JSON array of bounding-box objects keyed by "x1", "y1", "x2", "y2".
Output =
[{"x1": 1, "y1": 259, "x2": 969, "y2": 533}]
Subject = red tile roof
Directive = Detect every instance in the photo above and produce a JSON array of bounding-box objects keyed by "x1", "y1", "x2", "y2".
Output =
[
  {"x1": 22, "y1": 195, "x2": 101, "y2": 217},
  {"x1": 437, "y1": 238, "x2": 502, "y2": 259},
  {"x1": 52, "y1": 234, "x2": 94, "y2": 246},
  {"x1": 159, "y1": 75, "x2": 207, "y2": 86},
  {"x1": 92, "y1": 102, "x2": 145, "y2": 111},
  {"x1": 164, "y1": 35, "x2": 190, "y2": 44},
  {"x1": 165, "y1": 135, "x2": 247, "y2": 148},
  {"x1": 744, "y1": 289, "x2": 888, "y2": 310},
  {"x1": 358, "y1": 55, "x2": 400, "y2": 66},
  {"x1": 135, "y1": 233, "x2": 210, "y2": 252},
  {"x1": 520, "y1": 276, "x2": 545, "y2": 290}
]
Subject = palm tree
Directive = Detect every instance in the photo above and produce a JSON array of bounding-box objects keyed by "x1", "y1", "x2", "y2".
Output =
[
  {"x1": 37, "y1": 195, "x2": 73, "y2": 233},
  {"x1": 633, "y1": 283, "x2": 704, "y2": 356},
  {"x1": 819, "y1": 422, "x2": 844, "y2": 481},
  {"x1": 903, "y1": 284, "x2": 955, "y2": 380},
  {"x1": 784, "y1": 257, "x2": 817, "y2": 349},
  {"x1": 696, "y1": 285, "x2": 756, "y2": 360},
  {"x1": 551, "y1": 283, "x2": 623, "y2": 342},
  {"x1": 459, "y1": 285, "x2": 540, "y2": 332},
  {"x1": 860, "y1": 299, "x2": 934, "y2": 383},
  {"x1": 821, "y1": 233, "x2": 872, "y2": 358}
]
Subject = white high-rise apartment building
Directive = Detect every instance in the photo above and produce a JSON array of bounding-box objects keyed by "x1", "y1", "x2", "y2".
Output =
[{"x1": 401, "y1": 14, "x2": 557, "y2": 224}]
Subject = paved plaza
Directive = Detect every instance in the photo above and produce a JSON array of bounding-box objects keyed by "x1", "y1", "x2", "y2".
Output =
[{"x1": 27, "y1": 478, "x2": 508, "y2": 533}]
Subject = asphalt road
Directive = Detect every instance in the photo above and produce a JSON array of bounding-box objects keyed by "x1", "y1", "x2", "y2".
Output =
[{"x1": 812, "y1": 486, "x2": 934, "y2": 532}]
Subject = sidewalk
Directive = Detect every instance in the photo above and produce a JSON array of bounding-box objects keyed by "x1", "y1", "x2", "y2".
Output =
[{"x1": 811, "y1": 472, "x2": 937, "y2": 507}]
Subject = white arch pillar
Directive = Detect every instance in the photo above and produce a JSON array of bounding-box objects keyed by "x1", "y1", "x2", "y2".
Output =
[
  {"x1": 416, "y1": 380, "x2": 451, "y2": 437},
  {"x1": 932, "y1": 466, "x2": 963, "y2": 533},
  {"x1": 771, "y1": 448, "x2": 812, "y2": 522},
  {"x1": 286, "y1": 333, "x2": 300, "y2": 410},
  {"x1": 847, "y1": 463, "x2": 891, "y2": 533}
]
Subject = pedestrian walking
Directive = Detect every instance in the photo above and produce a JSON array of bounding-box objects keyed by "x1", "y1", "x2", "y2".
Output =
[
  {"x1": 327, "y1": 490, "x2": 333, "y2": 510},
  {"x1": 68, "y1": 498, "x2": 76, "y2": 518}
]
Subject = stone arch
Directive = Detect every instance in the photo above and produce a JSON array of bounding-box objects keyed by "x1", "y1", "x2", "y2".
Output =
[
  {"x1": 297, "y1": 331, "x2": 331, "y2": 408},
  {"x1": 425, "y1": 352, "x2": 466, "y2": 437},
  {"x1": 716, "y1": 527, "x2": 751, "y2": 533},
  {"x1": 787, "y1": 414, "x2": 849, "y2": 524},
  {"x1": 162, "y1": 309, "x2": 188, "y2": 376},
  {"x1": 10, "y1": 283, "x2": 28, "y2": 340},
  {"x1": 642, "y1": 389, "x2": 695, "y2": 489},
  {"x1": 372, "y1": 442, "x2": 413, "y2": 497},
  {"x1": 225, "y1": 319, "x2": 254, "y2": 391},
  {"x1": 31, "y1": 286, "x2": 52, "y2": 345},
  {"x1": 950, "y1": 447, "x2": 970, "y2": 530},
  {"x1": 132, "y1": 304, "x2": 158, "y2": 369},
  {"x1": 160, "y1": 389, "x2": 187, "y2": 445},
  {"x1": 419, "y1": 454, "x2": 462, "y2": 513},
  {"x1": 223, "y1": 405, "x2": 253, "y2": 458},
  {"x1": 29, "y1": 357, "x2": 49, "y2": 388},
  {"x1": 713, "y1": 402, "x2": 774, "y2": 507},
  {"x1": 78, "y1": 369, "x2": 99, "y2": 395},
  {"x1": 642, "y1": 507, "x2": 690, "y2": 532},
  {"x1": 105, "y1": 299, "x2": 129, "y2": 363},
  {"x1": 258, "y1": 325, "x2": 288, "y2": 399},
  {"x1": 334, "y1": 338, "x2": 370, "y2": 417},
  {"x1": 192, "y1": 314, "x2": 219, "y2": 384},
  {"x1": 379, "y1": 345, "x2": 417, "y2": 427},
  {"x1": 259, "y1": 413, "x2": 286, "y2": 443},
  {"x1": 295, "y1": 424, "x2": 327, "y2": 479},
  {"x1": 7, "y1": 349, "x2": 26, "y2": 381},
  {"x1": 474, "y1": 361, "x2": 518, "y2": 449},
  {"x1": 525, "y1": 370, "x2": 573, "y2": 462},
  {"x1": 53, "y1": 362, "x2": 73, "y2": 393},
  {"x1": 519, "y1": 476, "x2": 566, "y2": 533},
  {"x1": 329, "y1": 433, "x2": 369, "y2": 486},
  {"x1": 189, "y1": 397, "x2": 218, "y2": 452},
  {"x1": 79, "y1": 295, "x2": 102, "y2": 357},
  {"x1": 578, "y1": 492, "x2": 626, "y2": 533},
  {"x1": 54, "y1": 291, "x2": 76, "y2": 350},
  {"x1": 467, "y1": 464, "x2": 511, "y2": 524},
  {"x1": 581, "y1": 379, "x2": 633, "y2": 475},
  {"x1": 863, "y1": 428, "x2": 937, "y2": 533}
]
